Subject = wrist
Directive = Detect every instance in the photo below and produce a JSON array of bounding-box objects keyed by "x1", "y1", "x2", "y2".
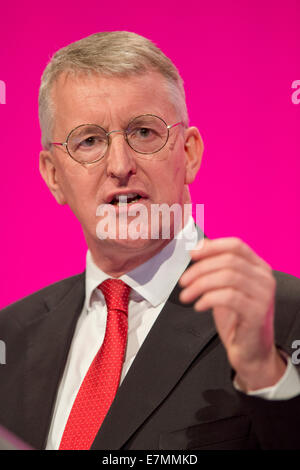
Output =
[{"x1": 234, "y1": 348, "x2": 287, "y2": 392}]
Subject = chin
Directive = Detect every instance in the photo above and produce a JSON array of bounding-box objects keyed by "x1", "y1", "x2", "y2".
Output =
[
  {"x1": 96, "y1": 220, "x2": 171, "y2": 252},
  {"x1": 108, "y1": 236, "x2": 159, "y2": 252}
]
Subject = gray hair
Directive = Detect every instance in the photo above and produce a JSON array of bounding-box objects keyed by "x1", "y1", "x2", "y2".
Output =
[{"x1": 38, "y1": 31, "x2": 189, "y2": 150}]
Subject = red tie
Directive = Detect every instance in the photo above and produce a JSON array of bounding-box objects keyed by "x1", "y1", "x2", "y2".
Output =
[{"x1": 59, "y1": 278, "x2": 131, "y2": 450}]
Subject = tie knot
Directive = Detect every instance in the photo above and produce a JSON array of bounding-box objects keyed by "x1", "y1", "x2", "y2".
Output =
[{"x1": 98, "y1": 278, "x2": 131, "y2": 313}]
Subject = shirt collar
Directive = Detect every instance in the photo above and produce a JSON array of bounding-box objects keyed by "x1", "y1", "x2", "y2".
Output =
[{"x1": 84, "y1": 216, "x2": 198, "y2": 311}]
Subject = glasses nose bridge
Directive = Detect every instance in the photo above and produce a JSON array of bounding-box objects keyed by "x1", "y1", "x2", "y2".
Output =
[
  {"x1": 105, "y1": 129, "x2": 129, "y2": 151},
  {"x1": 105, "y1": 127, "x2": 133, "y2": 159},
  {"x1": 106, "y1": 128, "x2": 127, "y2": 139}
]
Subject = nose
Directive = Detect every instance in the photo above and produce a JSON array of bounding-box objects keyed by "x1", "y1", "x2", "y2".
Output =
[{"x1": 105, "y1": 130, "x2": 137, "y2": 180}]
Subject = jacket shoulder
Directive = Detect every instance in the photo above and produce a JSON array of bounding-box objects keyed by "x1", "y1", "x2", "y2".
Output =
[
  {"x1": 273, "y1": 271, "x2": 300, "y2": 349},
  {"x1": 274, "y1": 271, "x2": 300, "y2": 303},
  {"x1": 0, "y1": 272, "x2": 85, "y2": 327}
]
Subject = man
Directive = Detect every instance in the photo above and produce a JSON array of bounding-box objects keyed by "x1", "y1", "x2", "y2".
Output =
[{"x1": 0, "y1": 31, "x2": 300, "y2": 450}]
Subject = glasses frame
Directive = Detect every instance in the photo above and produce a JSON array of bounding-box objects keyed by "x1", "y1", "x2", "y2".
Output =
[{"x1": 50, "y1": 113, "x2": 183, "y2": 165}]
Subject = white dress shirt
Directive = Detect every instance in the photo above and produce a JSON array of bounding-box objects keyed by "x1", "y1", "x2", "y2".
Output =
[{"x1": 46, "y1": 217, "x2": 300, "y2": 449}]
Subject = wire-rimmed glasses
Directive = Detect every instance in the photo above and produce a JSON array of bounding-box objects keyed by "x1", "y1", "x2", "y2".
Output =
[{"x1": 50, "y1": 114, "x2": 183, "y2": 165}]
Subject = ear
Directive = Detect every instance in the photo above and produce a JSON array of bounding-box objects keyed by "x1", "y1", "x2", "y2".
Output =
[
  {"x1": 183, "y1": 127, "x2": 204, "y2": 184},
  {"x1": 39, "y1": 150, "x2": 67, "y2": 205}
]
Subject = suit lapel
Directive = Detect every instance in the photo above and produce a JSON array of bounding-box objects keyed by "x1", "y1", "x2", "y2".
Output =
[
  {"x1": 23, "y1": 273, "x2": 85, "y2": 449},
  {"x1": 91, "y1": 281, "x2": 217, "y2": 450}
]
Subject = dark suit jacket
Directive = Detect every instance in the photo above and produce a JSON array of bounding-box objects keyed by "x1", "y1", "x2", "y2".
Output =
[{"x1": 0, "y1": 269, "x2": 300, "y2": 450}]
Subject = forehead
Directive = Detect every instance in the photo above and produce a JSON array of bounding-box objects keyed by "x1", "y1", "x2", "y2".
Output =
[{"x1": 51, "y1": 70, "x2": 178, "y2": 130}]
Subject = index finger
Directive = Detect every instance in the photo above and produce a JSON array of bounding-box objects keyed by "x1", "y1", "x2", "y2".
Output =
[{"x1": 190, "y1": 237, "x2": 272, "y2": 270}]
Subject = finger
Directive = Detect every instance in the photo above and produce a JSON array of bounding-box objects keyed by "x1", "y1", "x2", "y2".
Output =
[
  {"x1": 193, "y1": 287, "x2": 260, "y2": 314},
  {"x1": 179, "y1": 252, "x2": 267, "y2": 287},
  {"x1": 180, "y1": 252, "x2": 275, "y2": 291},
  {"x1": 190, "y1": 237, "x2": 271, "y2": 271},
  {"x1": 179, "y1": 267, "x2": 275, "y2": 304}
]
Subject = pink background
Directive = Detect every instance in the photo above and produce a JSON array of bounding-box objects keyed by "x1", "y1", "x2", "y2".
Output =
[{"x1": 0, "y1": 0, "x2": 299, "y2": 309}]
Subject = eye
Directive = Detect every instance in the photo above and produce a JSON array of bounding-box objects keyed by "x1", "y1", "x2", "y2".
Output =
[
  {"x1": 129, "y1": 126, "x2": 158, "y2": 140},
  {"x1": 137, "y1": 127, "x2": 151, "y2": 138},
  {"x1": 79, "y1": 135, "x2": 100, "y2": 148}
]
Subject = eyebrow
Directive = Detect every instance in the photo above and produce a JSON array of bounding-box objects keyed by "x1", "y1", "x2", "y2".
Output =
[{"x1": 72, "y1": 125, "x2": 106, "y2": 137}]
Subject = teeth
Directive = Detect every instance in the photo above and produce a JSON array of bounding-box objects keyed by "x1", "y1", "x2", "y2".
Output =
[
  {"x1": 111, "y1": 193, "x2": 142, "y2": 205},
  {"x1": 115, "y1": 193, "x2": 138, "y2": 200}
]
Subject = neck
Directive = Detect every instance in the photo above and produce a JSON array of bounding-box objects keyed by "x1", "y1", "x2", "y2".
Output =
[{"x1": 88, "y1": 237, "x2": 173, "y2": 278}]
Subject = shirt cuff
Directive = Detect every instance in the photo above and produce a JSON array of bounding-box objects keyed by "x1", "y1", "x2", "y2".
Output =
[{"x1": 233, "y1": 354, "x2": 300, "y2": 400}]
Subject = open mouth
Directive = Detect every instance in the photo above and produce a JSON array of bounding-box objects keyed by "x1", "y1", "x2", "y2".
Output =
[{"x1": 109, "y1": 193, "x2": 143, "y2": 206}]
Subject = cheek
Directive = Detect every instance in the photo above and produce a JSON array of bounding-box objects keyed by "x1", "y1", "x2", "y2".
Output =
[
  {"x1": 154, "y1": 165, "x2": 186, "y2": 203},
  {"x1": 166, "y1": 155, "x2": 186, "y2": 185},
  {"x1": 58, "y1": 168, "x2": 99, "y2": 215}
]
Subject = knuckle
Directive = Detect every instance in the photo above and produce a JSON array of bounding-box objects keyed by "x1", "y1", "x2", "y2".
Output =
[
  {"x1": 261, "y1": 269, "x2": 276, "y2": 291},
  {"x1": 225, "y1": 287, "x2": 236, "y2": 305},
  {"x1": 256, "y1": 264, "x2": 274, "y2": 282},
  {"x1": 229, "y1": 237, "x2": 243, "y2": 250},
  {"x1": 233, "y1": 237, "x2": 250, "y2": 258},
  {"x1": 223, "y1": 269, "x2": 239, "y2": 286},
  {"x1": 225, "y1": 252, "x2": 238, "y2": 266}
]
